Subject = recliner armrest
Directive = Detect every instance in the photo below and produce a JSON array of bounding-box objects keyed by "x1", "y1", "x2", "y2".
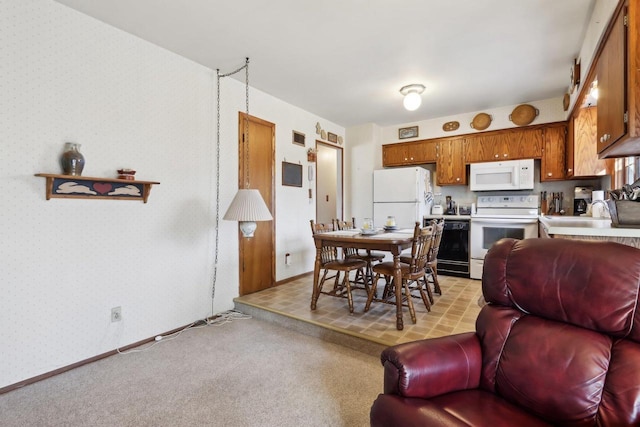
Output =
[{"x1": 381, "y1": 332, "x2": 482, "y2": 399}]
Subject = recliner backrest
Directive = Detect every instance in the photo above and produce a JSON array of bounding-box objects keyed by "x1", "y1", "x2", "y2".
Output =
[{"x1": 479, "y1": 238, "x2": 640, "y2": 426}]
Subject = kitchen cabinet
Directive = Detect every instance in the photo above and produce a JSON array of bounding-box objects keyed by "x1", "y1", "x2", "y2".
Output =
[
  {"x1": 597, "y1": 0, "x2": 640, "y2": 157},
  {"x1": 465, "y1": 133, "x2": 507, "y2": 162},
  {"x1": 541, "y1": 124, "x2": 566, "y2": 181},
  {"x1": 436, "y1": 138, "x2": 466, "y2": 185},
  {"x1": 505, "y1": 128, "x2": 544, "y2": 159},
  {"x1": 465, "y1": 127, "x2": 543, "y2": 163},
  {"x1": 567, "y1": 105, "x2": 613, "y2": 177},
  {"x1": 382, "y1": 140, "x2": 437, "y2": 167}
]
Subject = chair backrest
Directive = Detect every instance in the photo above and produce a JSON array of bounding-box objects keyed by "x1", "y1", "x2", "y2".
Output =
[
  {"x1": 480, "y1": 238, "x2": 640, "y2": 425},
  {"x1": 406, "y1": 222, "x2": 433, "y2": 274},
  {"x1": 332, "y1": 218, "x2": 359, "y2": 258},
  {"x1": 427, "y1": 219, "x2": 444, "y2": 262},
  {"x1": 334, "y1": 217, "x2": 356, "y2": 230},
  {"x1": 310, "y1": 220, "x2": 334, "y2": 234},
  {"x1": 310, "y1": 220, "x2": 338, "y2": 263}
]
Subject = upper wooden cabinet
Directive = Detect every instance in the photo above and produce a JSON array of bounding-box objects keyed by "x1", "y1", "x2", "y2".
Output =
[
  {"x1": 381, "y1": 120, "x2": 605, "y2": 184},
  {"x1": 541, "y1": 124, "x2": 566, "y2": 181},
  {"x1": 465, "y1": 133, "x2": 507, "y2": 162},
  {"x1": 465, "y1": 128, "x2": 543, "y2": 163},
  {"x1": 505, "y1": 128, "x2": 544, "y2": 159},
  {"x1": 436, "y1": 138, "x2": 466, "y2": 185},
  {"x1": 568, "y1": 105, "x2": 613, "y2": 177},
  {"x1": 382, "y1": 140, "x2": 437, "y2": 167},
  {"x1": 597, "y1": 0, "x2": 640, "y2": 157},
  {"x1": 597, "y1": 4, "x2": 627, "y2": 154}
]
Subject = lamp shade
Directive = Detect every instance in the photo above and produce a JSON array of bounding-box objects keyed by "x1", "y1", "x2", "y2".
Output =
[{"x1": 223, "y1": 189, "x2": 273, "y2": 222}]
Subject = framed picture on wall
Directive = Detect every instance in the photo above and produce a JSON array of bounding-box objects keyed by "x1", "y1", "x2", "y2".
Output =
[
  {"x1": 398, "y1": 126, "x2": 419, "y2": 139},
  {"x1": 292, "y1": 130, "x2": 305, "y2": 146}
]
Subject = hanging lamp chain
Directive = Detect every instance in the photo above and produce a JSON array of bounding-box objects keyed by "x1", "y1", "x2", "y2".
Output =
[
  {"x1": 211, "y1": 57, "x2": 250, "y2": 311},
  {"x1": 244, "y1": 58, "x2": 250, "y2": 189}
]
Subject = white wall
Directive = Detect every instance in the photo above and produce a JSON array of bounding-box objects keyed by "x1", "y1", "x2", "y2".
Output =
[
  {"x1": 345, "y1": 123, "x2": 382, "y2": 222},
  {"x1": 1, "y1": 0, "x2": 343, "y2": 389}
]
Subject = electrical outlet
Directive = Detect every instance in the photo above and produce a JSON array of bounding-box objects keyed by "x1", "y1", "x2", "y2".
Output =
[{"x1": 111, "y1": 306, "x2": 122, "y2": 322}]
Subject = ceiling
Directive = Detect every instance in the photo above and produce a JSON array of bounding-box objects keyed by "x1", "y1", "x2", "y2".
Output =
[{"x1": 54, "y1": 0, "x2": 599, "y2": 128}]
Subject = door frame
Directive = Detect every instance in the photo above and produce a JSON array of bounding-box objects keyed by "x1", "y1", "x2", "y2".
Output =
[{"x1": 315, "y1": 141, "x2": 344, "y2": 222}]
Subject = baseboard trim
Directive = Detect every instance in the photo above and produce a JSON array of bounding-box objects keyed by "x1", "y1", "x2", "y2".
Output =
[
  {"x1": 275, "y1": 271, "x2": 313, "y2": 286},
  {"x1": 0, "y1": 321, "x2": 198, "y2": 395}
]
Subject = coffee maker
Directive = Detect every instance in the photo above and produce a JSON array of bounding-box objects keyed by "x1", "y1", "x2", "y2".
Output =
[{"x1": 573, "y1": 186, "x2": 593, "y2": 216}]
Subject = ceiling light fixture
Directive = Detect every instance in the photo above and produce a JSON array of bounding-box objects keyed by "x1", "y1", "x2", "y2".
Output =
[{"x1": 400, "y1": 84, "x2": 425, "y2": 111}]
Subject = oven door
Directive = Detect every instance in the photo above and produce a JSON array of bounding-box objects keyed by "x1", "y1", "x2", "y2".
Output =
[{"x1": 470, "y1": 217, "x2": 538, "y2": 260}]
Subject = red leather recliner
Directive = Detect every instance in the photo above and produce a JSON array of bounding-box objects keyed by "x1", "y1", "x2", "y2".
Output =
[{"x1": 370, "y1": 238, "x2": 640, "y2": 426}]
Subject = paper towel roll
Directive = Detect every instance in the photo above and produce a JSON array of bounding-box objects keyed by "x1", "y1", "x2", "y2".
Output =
[{"x1": 592, "y1": 190, "x2": 605, "y2": 201}]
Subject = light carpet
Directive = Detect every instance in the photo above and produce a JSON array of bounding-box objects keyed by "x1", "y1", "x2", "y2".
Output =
[{"x1": 0, "y1": 316, "x2": 383, "y2": 427}]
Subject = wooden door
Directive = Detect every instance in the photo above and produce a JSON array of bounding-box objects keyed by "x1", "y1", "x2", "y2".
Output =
[{"x1": 238, "y1": 113, "x2": 275, "y2": 295}]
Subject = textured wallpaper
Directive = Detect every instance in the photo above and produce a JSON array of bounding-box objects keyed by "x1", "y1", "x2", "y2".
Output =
[
  {"x1": 1, "y1": 0, "x2": 345, "y2": 390},
  {"x1": 0, "y1": 0, "x2": 218, "y2": 388}
]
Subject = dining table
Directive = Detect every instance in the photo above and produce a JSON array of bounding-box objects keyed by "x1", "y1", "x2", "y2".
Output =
[{"x1": 311, "y1": 228, "x2": 415, "y2": 330}]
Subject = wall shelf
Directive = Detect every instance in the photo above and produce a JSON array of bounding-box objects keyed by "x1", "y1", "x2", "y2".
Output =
[{"x1": 35, "y1": 174, "x2": 160, "y2": 203}]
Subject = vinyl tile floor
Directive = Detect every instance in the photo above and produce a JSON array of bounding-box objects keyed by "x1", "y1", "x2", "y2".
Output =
[{"x1": 234, "y1": 273, "x2": 484, "y2": 347}]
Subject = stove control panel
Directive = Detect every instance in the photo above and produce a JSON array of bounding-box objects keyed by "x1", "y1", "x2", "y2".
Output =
[{"x1": 476, "y1": 194, "x2": 538, "y2": 209}]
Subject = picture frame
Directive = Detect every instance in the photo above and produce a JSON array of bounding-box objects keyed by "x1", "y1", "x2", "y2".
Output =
[
  {"x1": 327, "y1": 132, "x2": 338, "y2": 143},
  {"x1": 292, "y1": 130, "x2": 305, "y2": 146},
  {"x1": 282, "y1": 161, "x2": 303, "y2": 187},
  {"x1": 398, "y1": 126, "x2": 419, "y2": 139}
]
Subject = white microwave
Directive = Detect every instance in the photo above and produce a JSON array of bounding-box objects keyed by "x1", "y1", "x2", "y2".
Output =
[{"x1": 469, "y1": 159, "x2": 535, "y2": 191}]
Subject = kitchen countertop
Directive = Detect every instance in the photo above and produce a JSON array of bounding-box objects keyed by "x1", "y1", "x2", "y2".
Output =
[
  {"x1": 539, "y1": 215, "x2": 640, "y2": 238},
  {"x1": 424, "y1": 214, "x2": 471, "y2": 220}
]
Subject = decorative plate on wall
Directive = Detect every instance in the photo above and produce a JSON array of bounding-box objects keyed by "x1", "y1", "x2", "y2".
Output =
[
  {"x1": 563, "y1": 93, "x2": 570, "y2": 111},
  {"x1": 470, "y1": 113, "x2": 492, "y2": 131},
  {"x1": 442, "y1": 121, "x2": 460, "y2": 132},
  {"x1": 509, "y1": 104, "x2": 538, "y2": 126}
]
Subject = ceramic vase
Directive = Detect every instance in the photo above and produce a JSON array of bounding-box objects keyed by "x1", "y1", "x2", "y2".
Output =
[{"x1": 60, "y1": 143, "x2": 85, "y2": 176}]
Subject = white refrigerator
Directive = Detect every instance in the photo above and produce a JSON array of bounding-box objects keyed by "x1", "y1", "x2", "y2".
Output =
[{"x1": 373, "y1": 167, "x2": 432, "y2": 228}]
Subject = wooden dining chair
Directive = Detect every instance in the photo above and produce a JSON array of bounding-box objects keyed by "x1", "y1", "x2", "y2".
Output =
[
  {"x1": 397, "y1": 219, "x2": 439, "y2": 308},
  {"x1": 334, "y1": 217, "x2": 385, "y2": 291},
  {"x1": 425, "y1": 218, "x2": 445, "y2": 297},
  {"x1": 310, "y1": 220, "x2": 367, "y2": 313},
  {"x1": 364, "y1": 222, "x2": 434, "y2": 323}
]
